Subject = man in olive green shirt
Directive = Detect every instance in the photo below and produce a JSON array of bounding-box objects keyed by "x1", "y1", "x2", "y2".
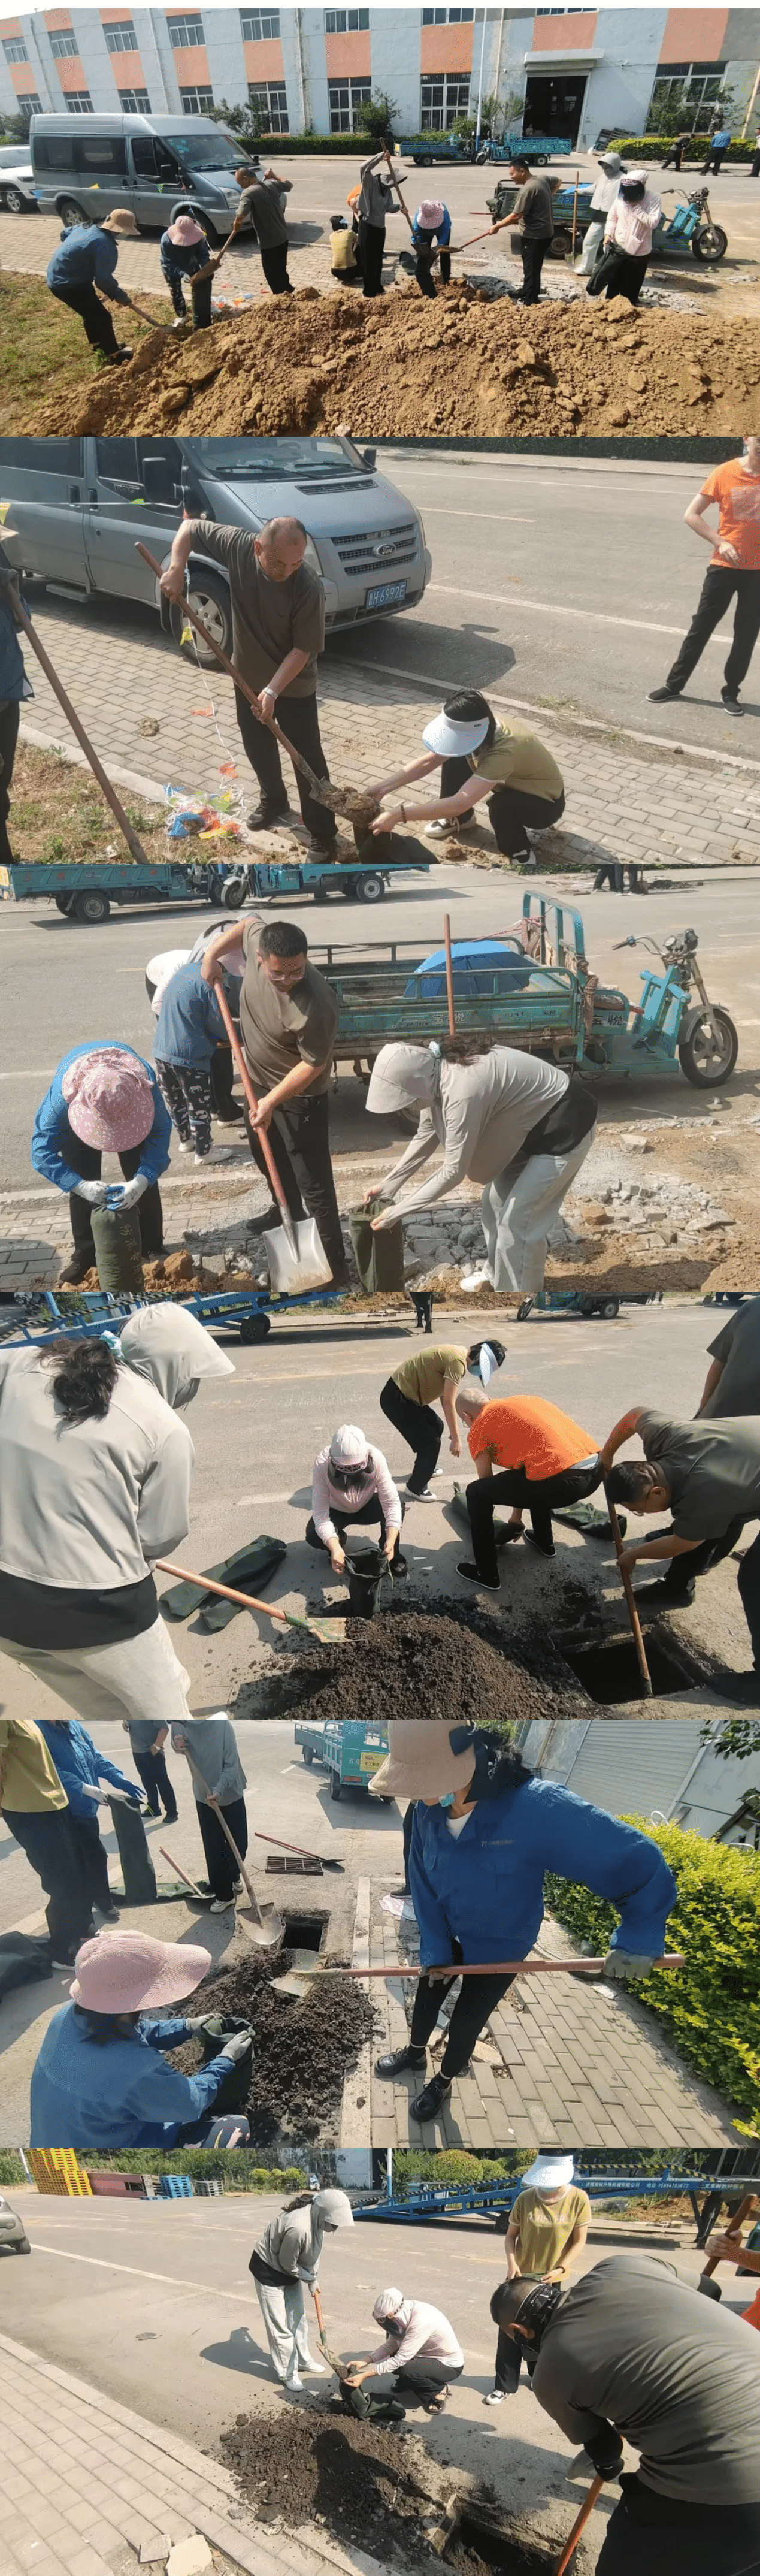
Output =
[
  {"x1": 368, "y1": 688, "x2": 565, "y2": 868},
  {"x1": 160, "y1": 515, "x2": 337, "y2": 854},
  {"x1": 379, "y1": 1343, "x2": 468, "y2": 1499},
  {"x1": 201, "y1": 916, "x2": 347, "y2": 1287},
  {"x1": 0, "y1": 1718, "x2": 95, "y2": 1967}
]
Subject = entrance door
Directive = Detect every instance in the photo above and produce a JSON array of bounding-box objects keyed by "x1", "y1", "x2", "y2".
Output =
[{"x1": 523, "y1": 74, "x2": 587, "y2": 144}]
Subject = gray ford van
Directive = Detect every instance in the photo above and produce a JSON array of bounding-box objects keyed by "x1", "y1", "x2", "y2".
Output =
[
  {"x1": 0, "y1": 436, "x2": 431, "y2": 662},
  {"x1": 29, "y1": 111, "x2": 255, "y2": 241}
]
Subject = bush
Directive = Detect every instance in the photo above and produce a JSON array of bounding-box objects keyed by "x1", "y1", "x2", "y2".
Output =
[
  {"x1": 393, "y1": 2151, "x2": 529, "y2": 2196},
  {"x1": 77, "y1": 2149, "x2": 308, "y2": 2189},
  {"x1": 616, "y1": 134, "x2": 756, "y2": 163},
  {"x1": 0, "y1": 2151, "x2": 27, "y2": 2187},
  {"x1": 545, "y1": 1816, "x2": 760, "y2": 2124}
]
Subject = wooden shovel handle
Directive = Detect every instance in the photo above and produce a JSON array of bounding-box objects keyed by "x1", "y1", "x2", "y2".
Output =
[
  {"x1": 180, "y1": 1743, "x2": 265, "y2": 1927},
  {"x1": 211, "y1": 972, "x2": 291, "y2": 1221},
  {"x1": 554, "y1": 2475, "x2": 604, "y2": 2576},
  {"x1": 604, "y1": 1483, "x2": 652, "y2": 1698},
  {"x1": 156, "y1": 1557, "x2": 290, "y2": 1626}
]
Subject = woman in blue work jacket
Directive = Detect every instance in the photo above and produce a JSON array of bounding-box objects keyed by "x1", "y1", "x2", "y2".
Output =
[
  {"x1": 30, "y1": 1928, "x2": 253, "y2": 2151},
  {"x1": 370, "y1": 1719, "x2": 677, "y2": 2127},
  {"x1": 31, "y1": 1043, "x2": 171, "y2": 1287},
  {"x1": 410, "y1": 197, "x2": 452, "y2": 298}
]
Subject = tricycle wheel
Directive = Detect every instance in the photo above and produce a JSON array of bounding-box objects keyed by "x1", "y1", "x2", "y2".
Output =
[
  {"x1": 221, "y1": 875, "x2": 245, "y2": 909},
  {"x1": 329, "y1": 1771, "x2": 343, "y2": 1801},
  {"x1": 355, "y1": 871, "x2": 386, "y2": 904},
  {"x1": 240, "y1": 1312, "x2": 271, "y2": 1343},
  {"x1": 598, "y1": 1297, "x2": 620, "y2": 1319},
  {"x1": 72, "y1": 887, "x2": 110, "y2": 923},
  {"x1": 692, "y1": 224, "x2": 728, "y2": 262},
  {"x1": 679, "y1": 1007, "x2": 738, "y2": 1087},
  {"x1": 516, "y1": 1299, "x2": 534, "y2": 1321},
  {"x1": 549, "y1": 227, "x2": 573, "y2": 258},
  {"x1": 54, "y1": 893, "x2": 74, "y2": 914}
]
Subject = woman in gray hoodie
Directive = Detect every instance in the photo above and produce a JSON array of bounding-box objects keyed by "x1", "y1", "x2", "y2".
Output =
[{"x1": 250, "y1": 2188, "x2": 355, "y2": 2389}]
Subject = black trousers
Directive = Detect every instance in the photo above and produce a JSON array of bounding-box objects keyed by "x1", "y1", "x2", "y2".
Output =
[
  {"x1": 409, "y1": 1940, "x2": 515, "y2": 2082},
  {"x1": 0, "y1": 698, "x2": 20, "y2": 864},
  {"x1": 415, "y1": 247, "x2": 452, "y2": 297},
  {"x1": 665, "y1": 566, "x2": 760, "y2": 698},
  {"x1": 402, "y1": 1799, "x2": 416, "y2": 1893},
  {"x1": 68, "y1": 1812, "x2": 113, "y2": 1915},
  {"x1": 210, "y1": 1046, "x2": 239, "y2": 1118},
  {"x1": 467, "y1": 1458, "x2": 603, "y2": 1587},
  {"x1": 261, "y1": 242, "x2": 293, "y2": 295},
  {"x1": 596, "y1": 2474, "x2": 760, "y2": 2576},
  {"x1": 49, "y1": 281, "x2": 120, "y2": 355},
  {"x1": 589, "y1": 247, "x2": 649, "y2": 306},
  {"x1": 306, "y1": 1496, "x2": 402, "y2": 1552},
  {"x1": 364, "y1": 2357, "x2": 463, "y2": 2405},
  {"x1": 519, "y1": 236, "x2": 550, "y2": 304},
  {"x1": 2, "y1": 1808, "x2": 93, "y2": 1961},
  {"x1": 65, "y1": 1128, "x2": 163, "y2": 1265},
  {"x1": 752, "y1": 149, "x2": 760, "y2": 178},
  {"x1": 439, "y1": 754, "x2": 564, "y2": 862},
  {"x1": 379, "y1": 1378, "x2": 443, "y2": 1492},
  {"x1": 165, "y1": 270, "x2": 213, "y2": 328},
  {"x1": 234, "y1": 687, "x2": 337, "y2": 847},
  {"x1": 244, "y1": 1089, "x2": 347, "y2": 1284},
  {"x1": 196, "y1": 1792, "x2": 249, "y2": 1902},
  {"x1": 701, "y1": 147, "x2": 728, "y2": 176},
  {"x1": 495, "y1": 2327, "x2": 538, "y2": 2394},
  {"x1": 359, "y1": 219, "x2": 385, "y2": 296},
  {"x1": 661, "y1": 145, "x2": 685, "y2": 170},
  {"x1": 130, "y1": 1747, "x2": 178, "y2": 1820}
]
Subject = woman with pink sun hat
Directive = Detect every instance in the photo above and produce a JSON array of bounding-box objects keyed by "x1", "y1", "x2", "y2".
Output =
[
  {"x1": 410, "y1": 197, "x2": 452, "y2": 298},
  {"x1": 159, "y1": 209, "x2": 215, "y2": 331},
  {"x1": 31, "y1": 1041, "x2": 171, "y2": 1287},
  {"x1": 30, "y1": 1928, "x2": 254, "y2": 2148}
]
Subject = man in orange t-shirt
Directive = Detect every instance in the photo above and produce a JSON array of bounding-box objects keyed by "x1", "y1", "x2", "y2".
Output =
[
  {"x1": 649, "y1": 439, "x2": 760, "y2": 715},
  {"x1": 455, "y1": 1389, "x2": 602, "y2": 1590}
]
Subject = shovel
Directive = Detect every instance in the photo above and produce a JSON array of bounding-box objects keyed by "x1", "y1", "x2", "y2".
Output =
[
  {"x1": 553, "y1": 2475, "x2": 604, "y2": 2576},
  {"x1": 180, "y1": 1742, "x2": 284, "y2": 1952},
  {"x1": 603, "y1": 1482, "x2": 653, "y2": 1699},
  {"x1": 312, "y1": 2285, "x2": 343, "y2": 2373},
  {"x1": 156, "y1": 1557, "x2": 346, "y2": 1647},
  {"x1": 211, "y1": 977, "x2": 332, "y2": 1297},
  {"x1": 159, "y1": 1844, "x2": 213, "y2": 1902},
  {"x1": 254, "y1": 1830, "x2": 344, "y2": 1872},
  {"x1": 272, "y1": 1950, "x2": 685, "y2": 2001}
]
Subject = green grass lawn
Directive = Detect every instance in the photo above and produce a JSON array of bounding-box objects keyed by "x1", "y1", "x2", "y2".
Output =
[
  {"x1": 8, "y1": 740, "x2": 166, "y2": 865},
  {"x1": 0, "y1": 268, "x2": 167, "y2": 430}
]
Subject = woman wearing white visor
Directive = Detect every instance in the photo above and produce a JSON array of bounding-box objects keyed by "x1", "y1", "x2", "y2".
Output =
[
  {"x1": 364, "y1": 1040, "x2": 597, "y2": 1296},
  {"x1": 366, "y1": 689, "x2": 565, "y2": 869},
  {"x1": 487, "y1": 2152, "x2": 590, "y2": 2402}
]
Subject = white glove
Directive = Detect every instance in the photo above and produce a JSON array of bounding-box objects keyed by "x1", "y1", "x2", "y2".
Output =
[
  {"x1": 219, "y1": 2027, "x2": 255, "y2": 2062},
  {"x1": 602, "y1": 1949, "x2": 657, "y2": 1982},
  {"x1": 74, "y1": 1180, "x2": 110, "y2": 1207},
  {"x1": 114, "y1": 1175, "x2": 148, "y2": 1210}
]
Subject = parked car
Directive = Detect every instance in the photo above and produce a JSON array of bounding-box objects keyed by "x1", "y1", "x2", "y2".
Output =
[
  {"x1": 0, "y1": 435, "x2": 431, "y2": 662},
  {"x1": 29, "y1": 110, "x2": 258, "y2": 242},
  {"x1": 0, "y1": 159, "x2": 37, "y2": 213},
  {"x1": 0, "y1": 2193, "x2": 31, "y2": 2253}
]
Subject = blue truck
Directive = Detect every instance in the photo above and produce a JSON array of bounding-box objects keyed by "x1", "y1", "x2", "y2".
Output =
[
  {"x1": 0, "y1": 857, "x2": 229, "y2": 925},
  {"x1": 294, "y1": 1719, "x2": 390, "y2": 1801}
]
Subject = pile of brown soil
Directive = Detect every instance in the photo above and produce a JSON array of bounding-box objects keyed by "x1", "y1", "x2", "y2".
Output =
[
  {"x1": 28, "y1": 285, "x2": 760, "y2": 439},
  {"x1": 287, "y1": 1606, "x2": 556, "y2": 1732},
  {"x1": 171, "y1": 1940, "x2": 376, "y2": 2143},
  {"x1": 61, "y1": 1251, "x2": 249, "y2": 1294},
  {"x1": 220, "y1": 2407, "x2": 557, "y2": 2574}
]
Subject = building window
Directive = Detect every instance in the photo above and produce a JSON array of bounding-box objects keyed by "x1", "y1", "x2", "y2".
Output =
[
  {"x1": 104, "y1": 21, "x2": 138, "y2": 51},
  {"x1": 118, "y1": 88, "x2": 152, "y2": 111},
  {"x1": 16, "y1": 90, "x2": 42, "y2": 113},
  {"x1": 328, "y1": 78, "x2": 371, "y2": 132},
  {"x1": 50, "y1": 31, "x2": 80, "y2": 58},
  {"x1": 169, "y1": 14, "x2": 205, "y2": 49},
  {"x1": 241, "y1": 10, "x2": 280, "y2": 37},
  {"x1": 65, "y1": 92, "x2": 95, "y2": 112},
  {"x1": 2, "y1": 35, "x2": 28, "y2": 62},
  {"x1": 325, "y1": 11, "x2": 370, "y2": 32},
  {"x1": 422, "y1": 9, "x2": 473, "y2": 21},
  {"x1": 649, "y1": 62, "x2": 726, "y2": 134},
  {"x1": 180, "y1": 85, "x2": 214, "y2": 111},
  {"x1": 420, "y1": 74, "x2": 470, "y2": 130},
  {"x1": 247, "y1": 80, "x2": 289, "y2": 130}
]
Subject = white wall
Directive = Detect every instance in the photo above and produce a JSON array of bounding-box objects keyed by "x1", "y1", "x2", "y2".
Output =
[
  {"x1": 579, "y1": 7, "x2": 666, "y2": 145},
  {"x1": 371, "y1": 5, "x2": 423, "y2": 137},
  {"x1": 523, "y1": 1712, "x2": 760, "y2": 1843},
  {"x1": 204, "y1": 8, "x2": 250, "y2": 108}
]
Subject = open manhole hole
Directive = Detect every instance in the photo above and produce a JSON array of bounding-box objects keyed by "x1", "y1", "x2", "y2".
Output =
[
  {"x1": 446, "y1": 2514, "x2": 556, "y2": 2575},
  {"x1": 556, "y1": 1633, "x2": 694, "y2": 1704},
  {"x1": 281, "y1": 1914, "x2": 325, "y2": 1950},
  {"x1": 266, "y1": 1855, "x2": 323, "y2": 1876}
]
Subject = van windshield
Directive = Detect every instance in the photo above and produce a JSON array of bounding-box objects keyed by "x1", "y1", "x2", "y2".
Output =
[
  {"x1": 193, "y1": 439, "x2": 364, "y2": 479},
  {"x1": 167, "y1": 135, "x2": 241, "y2": 171}
]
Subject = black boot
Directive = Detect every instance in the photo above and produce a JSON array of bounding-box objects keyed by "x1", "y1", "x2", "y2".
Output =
[
  {"x1": 247, "y1": 798, "x2": 289, "y2": 830},
  {"x1": 632, "y1": 1578, "x2": 696, "y2": 1608},
  {"x1": 410, "y1": 2071, "x2": 452, "y2": 2124},
  {"x1": 375, "y1": 2043, "x2": 426, "y2": 2078}
]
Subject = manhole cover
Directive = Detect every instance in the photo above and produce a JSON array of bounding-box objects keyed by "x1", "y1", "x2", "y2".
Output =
[
  {"x1": 556, "y1": 1633, "x2": 694, "y2": 1704},
  {"x1": 266, "y1": 1856, "x2": 323, "y2": 1875}
]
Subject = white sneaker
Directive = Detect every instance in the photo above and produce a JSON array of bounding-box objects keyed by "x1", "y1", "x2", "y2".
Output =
[
  {"x1": 302, "y1": 2355, "x2": 327, "y2": 2375},
  {"x1": 193, "y1": 1144, "x2": 235, "y2": 1167},
  {"x1": 406, "y1": 1482, "x2": 436, "y2": 1502},
  {"x1": 210, "y1": 1896, "x2": 235, "y2": 1913},
  {"x1": 178, "y1": 1140, "x2": 194, "y2": 1154},
  {"x1": 484, "y1": 2389, "x2": 505, "y2": 2405},
  {"x1": 283, "y1": 2373, "x2": 303, "y2": 2392},
  {"x1": 424, "y1": 820, "x2": 450, "y2": 838},
  {"x1": 460, "y1": 1264, "x2": 492, "y2": 1292}
]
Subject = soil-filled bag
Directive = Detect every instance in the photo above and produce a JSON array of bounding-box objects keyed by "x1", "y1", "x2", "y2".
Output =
[
  {"x1": 349, "y1": 1199, "x2": 405, "y2": 1292},
  {"x1": 107, "y1": 1798, "x2": 157, "y2": 1904},
  {"x1": 353, "y1": 827, "x2": 432, "y2": 870},
  {"x1": 90, "y1": 1204, "x2": 144, "y2": 1294},
  {"x1": 344, "y1": 1541, "x2": 407, "y2": 1618},
  {"x1": 0, "y1": 1931, "x2": 54, "y2": 2000},
  {"x1": 199, "y1": 2015, "x2": 254, "y2": 2112},
  {"x1": 160, "y1": 1537, "x2": 287, "y2": 1628}
]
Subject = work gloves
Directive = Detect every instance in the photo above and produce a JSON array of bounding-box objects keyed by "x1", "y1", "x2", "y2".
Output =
[
  {"x1": 584, "y1": 2426, "x2": 625, "y2": 2480},
  {"x1": 184, "y1": 2016, "x2": 213, "y2": 2034},
  {"x1": 114, "y1": 1175, "x2": 148, "y2": 1210},
  {"x1": 602, "y1": 1950, "x2": 658, "y2": 1982},
  {"x1": 219, "y1": 2027, "x2": 255, "y2": 2064},
  {"x1": 74, "y1": 1180, "x2": 110, "y2": 1207}
]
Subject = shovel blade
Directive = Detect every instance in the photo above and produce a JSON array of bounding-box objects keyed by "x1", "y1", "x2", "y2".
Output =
[
  {"x1": 271, "y1": 1944, "x2": 318, "y2": 2000},
  {"x1": 263, "y1": 1215, "x2": 332, "y2": 1299},
  {"x1": 238, "y1": 1902, "x2": 285, "y2": 1952}
]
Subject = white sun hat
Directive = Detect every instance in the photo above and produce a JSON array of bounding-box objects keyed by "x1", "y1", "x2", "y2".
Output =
[
  {"x1": 422, "y1": 706, "x2": 491, "y2": 759},
  {"x1": 329, "y1": 1424, "x2": 371, "y2": 1467}
]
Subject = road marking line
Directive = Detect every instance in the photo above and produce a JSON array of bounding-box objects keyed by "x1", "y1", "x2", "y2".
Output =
[
  {"x1": 19, "y1": 2245, "x2": 253, "y2": 2298},
  {"x1": 428, "y1": 583, "x2": 732, "y2": 645}
]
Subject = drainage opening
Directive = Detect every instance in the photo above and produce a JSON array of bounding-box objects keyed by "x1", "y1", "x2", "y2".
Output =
[
  {"x1": 556, "y1": 1633, "x2": 692, "y2": 1704},
  {"x1": 281, "y1": 1915, "x2": 325, "y2": 1951},
  {"x1": 447, "y1": 2515, "x2": 555, "y2": 2575},
  {"x1": 266, "y1": 1856, "x2": 323, "y2": 1876}
]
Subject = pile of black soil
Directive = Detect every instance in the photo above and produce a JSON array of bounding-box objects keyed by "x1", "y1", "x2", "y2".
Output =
[
  {"x1": 220, "y1": 2408, "x2": 559, "y2": 2574},
  {"x1": 171, "y1": 1946, "x2": 376, "y2": 2143},
  {"x1": 283, "y1": 1605, "x2": 558, "y2": 1733}
]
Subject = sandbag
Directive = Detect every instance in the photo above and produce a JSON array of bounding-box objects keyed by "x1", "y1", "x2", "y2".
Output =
[
  {"x1": 338, "y1": 2380, "x2": 407, "y2": 2423},
  {"x1": 0, "y1": 1930, "x2": 53, "y2": 2000},
  {"x1": 90, "y1": 1204, "x2": 144, "y2": 1294},
  {"x1": 199, "y1": 2015, "x2": 254, "y2": 2112},
  {"x1": 353, "y1": 828, "x2": 432, "y2": 870},
  {"x1": 107, "y1": 1797, "x2": 157, "y2": 1904},
  {"x1": 452, "y1": 1481, "x2": 513, "y2": 1544},
  {"x1": 349, "y1": 1199, "x2": 405, "y2": 1292},
  {"x1": 160, "y1": 1537, "x2": 287, "y2": 1627}
]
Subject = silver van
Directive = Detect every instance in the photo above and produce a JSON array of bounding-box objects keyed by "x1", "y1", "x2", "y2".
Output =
[
  {"x1": 0, "y1": 436, "x2": 431, "y2": 661},
  {"x1": 29, "y1": 111, "x2": 254, "y2": 241}
]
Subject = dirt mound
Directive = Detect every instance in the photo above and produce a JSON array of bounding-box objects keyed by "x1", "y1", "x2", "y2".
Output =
[
  {"x1": 25, "y1": 283, "x2": 760, "y2": 437},
  {"x1": 170, "y1": 1940, "x2": 376, "y2": 2143},
  {"x1": 220, "y1": 2406, "x2": 556, "y2": 2572},
  {"x1": 287, "y1": 1606, "x2": 555, "y2": 1732}
]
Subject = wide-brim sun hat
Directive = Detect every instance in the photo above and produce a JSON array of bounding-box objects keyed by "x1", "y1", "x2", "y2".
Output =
[
  {"x1": 71, "y1": 1929, "x2": 212, "y2": 2015},
  {"x1": 419, "y1": 199, "x2": 445, "y2": 227},
  {"x1": 62, "y1": 1048, "x2": 154, "y2": 1152},
  {"x1": 101, "y1": 209, "x2": 139, "y2": 237},
  {"x1": 369, "y1": 1719, "x2": 478, "y2": 1801},
  {"x1": 521, "y1": 2153, "x2": 576, "y2": 2191},
  {"x1": 167, "y1": 214, "x2": 205, "y2": 246},
  {"x1": 423, "y1": 708, "x2": 491, "y2": 759}
]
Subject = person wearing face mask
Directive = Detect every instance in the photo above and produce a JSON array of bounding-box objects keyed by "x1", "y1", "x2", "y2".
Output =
[
  {"x1": 588, "y1": 171, "x2": 661, "y2": 306},
  {"x1": 343, "y1": 2287, "x2": 464, "y2": 2415},
  {"x1": 249, "y1": 2187, "x2": 355, "y2": 2390},
  {"x1": 0, "y1": 1306, "x2": 234, "y2": 1725},
  {"x1": 577, "y1": 152, "x2": 626, "y2": 274},
  {"x1": 307, "y1": 1424, "x2": 404, "y2": 1575},
  {"x1": 370, "y1": 1721, "x2": 677, "y2": 2127}
]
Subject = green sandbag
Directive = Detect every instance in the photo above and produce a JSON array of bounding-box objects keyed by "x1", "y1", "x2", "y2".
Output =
[
  {"x1": 160, "y1": 1536, "x2": 287, "y2": 1629},
  {"x1": 108, "y1": 1798, "x2": 157, "y2": 1904},
  {"x1": 90, "y1": 1204, "x2": 143, "y2": 1294},
  {"x1": 553, "y1": 1502, "x2": 626, "y2": 1539},
  {"x1": 452, "y1": 1481, "x2": 513, "y2": 1544},
  {"x1": 349, "y1": 1199, "x2": 405, "y2": 1293}
]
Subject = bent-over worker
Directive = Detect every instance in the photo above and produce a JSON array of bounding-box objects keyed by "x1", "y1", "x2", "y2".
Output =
[
  {"x1": 492, "y1": 2252, "x2": 760, "y2": 2576},
  {"x1": 356, "y1": 144, "x2": 404, "y2": 297},
  {"x1": 370, "y1": 1720, "x2": 676, "y2": 2127},
  {"x1": 368, "y1": 690, "x2": 565, "y2": 869},
  {"x1": 161, "y1": 513, "x2": 337, "y2": 851},
  {"x1": 46, "y1": 209, "x2": 141, "y2": 363},
  {"x1": 30, "y1": 1929, "x2": 253, "y2": 2150},
  {"x1": 308, "y1": 1424, "x2": 403, "y2": 1572},
  {"x1": 488, "y1": 2153, "x2": 590, "y2": 2402},
  {"x1": 201, "y1": 917, "x2": 347, "y2": 1287},
  {"x1": 31, "y1": 1043, "x2": 171, "y2": 1288},
  {"x1": 410, "y1": 198, "x2": 452, "y2": 296},
  {"x1": 602, "y1": 1406, "x2": 760, "y2": 1699},
  {"x1": 344, "y1": 2288, "x2": 464, "y2": 2414},
  {"x1": 364, "y1": 1036, "x2": 597, "y2": 1295},
  {"x1": 250, "y1": 2188, "x2": 355, "y2": 2389},
  {"x1": 159, "y1": 212, "x2": 214, "y2": 328},
  {"x1": 170, "y1": 1714, "x2": 248, "y2": 1912},
  {"x1": 229, "y1": 164, "x2": 293, "y2": 294},
  {"x1": 457, "y1": 1388, "x2": 603, "y2": 1590}
]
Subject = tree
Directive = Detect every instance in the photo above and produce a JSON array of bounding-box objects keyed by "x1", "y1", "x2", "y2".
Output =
[
  {"x1": 707, "y1": 1719, "x2": 760, "y2": 1759},
  {"x1": 1, "y1": 104, "x2": 35, "y2": 144},
  {"x1": 208, "y1": 94, "x2": 267, "y2": 145},
  {"x1": 353, "y1": 90, "x2": 399, "y2": 141}
]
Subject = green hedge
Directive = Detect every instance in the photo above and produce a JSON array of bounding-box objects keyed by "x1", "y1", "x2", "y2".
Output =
[
  {"x1": 618, "y1": 134, "x2": 756, "y2": 162},
  {"x1": 546, "y1": 1816, "x2": 760, "y2": 2125},
  {"x1": 78, "y1": 2150, "x2": 308, "y2": 2187},
  {"x1": 0, "y1": 2151, "x2": 27, "y2": 2187}
]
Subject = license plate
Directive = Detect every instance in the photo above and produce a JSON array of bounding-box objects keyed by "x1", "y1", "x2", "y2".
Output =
[
  {"x1": 365, "y1": 580, "x2": 407, "y2": 611},
  {"x1": 359, "y1": 1751, "x2": 386, "y2": 1773}
]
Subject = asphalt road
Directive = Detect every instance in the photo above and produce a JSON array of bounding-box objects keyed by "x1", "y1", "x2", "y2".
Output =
[{"x1": 1, "y1": 2194, "x2": 752, "y2": 2557}]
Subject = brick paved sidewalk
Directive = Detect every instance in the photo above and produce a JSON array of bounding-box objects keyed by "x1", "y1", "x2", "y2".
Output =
[
  {"x1": 368, "y1": 1901, "x2": 740, "y2": 2152},
  {"x1": 0, "y1": 2333, "x2": 384, "y2": 2576}
]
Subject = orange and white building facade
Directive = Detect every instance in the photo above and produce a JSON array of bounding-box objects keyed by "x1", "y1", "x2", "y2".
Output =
[{"x1": 0, "y1": 7, "x2": 757, "y2": 144}]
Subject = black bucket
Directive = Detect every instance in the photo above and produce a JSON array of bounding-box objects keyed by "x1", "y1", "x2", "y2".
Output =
[{"x1": 344, "y1": 1542, "x2": 407, "y2": 1617}]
